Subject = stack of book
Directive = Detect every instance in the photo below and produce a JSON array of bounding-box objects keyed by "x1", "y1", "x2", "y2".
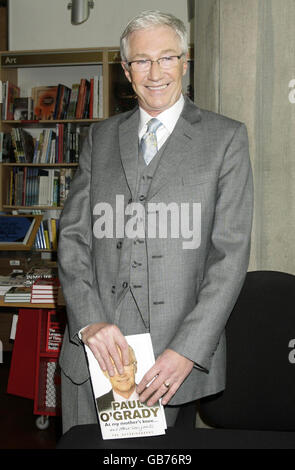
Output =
[
  {"x1": 31, "y1": 277, "x2": 60, "y2": 304},
  {"x1": 4, "y1": 286, "x2": 32, "y2": 303}
]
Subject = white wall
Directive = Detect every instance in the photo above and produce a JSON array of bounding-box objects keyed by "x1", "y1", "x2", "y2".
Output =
[{"x1": 9, "y1": 0, "x2": 192, "y2": 51}]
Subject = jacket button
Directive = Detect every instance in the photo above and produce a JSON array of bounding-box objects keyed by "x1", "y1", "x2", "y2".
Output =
[
  {"x1": 139, "y1": 195, "x2": 145, "y2": 201},
  {"x1": 122, "y1": 281, "x2": 128, "y2": 288},
  {"x1": 117, "y1": 241, "x2": 122, "y2": 249},
  {"x1": 111, "y1": 285, "x2": 116, "y2": 294}
]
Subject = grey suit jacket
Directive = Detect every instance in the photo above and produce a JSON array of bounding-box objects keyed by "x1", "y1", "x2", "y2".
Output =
[{"x1": 58, "y1": 98, "x2": 253, "y2": 404}]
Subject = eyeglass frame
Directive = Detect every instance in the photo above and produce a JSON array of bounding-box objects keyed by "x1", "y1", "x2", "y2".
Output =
[{"x1": 126, "y1": 53, "x2": 185, "y2": 71}]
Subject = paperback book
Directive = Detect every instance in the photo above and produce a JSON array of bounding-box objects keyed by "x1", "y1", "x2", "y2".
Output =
[{"x1": 85, "y1": 333, "x2": 167, "y2": 440}]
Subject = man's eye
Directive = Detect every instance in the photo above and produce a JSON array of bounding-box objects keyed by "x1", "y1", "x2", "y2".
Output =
[
  {"x1": 161, "y1": 56, "x2": 173, "y2": 62},
  {"x1": 136, "y1": 60, "x2": 148, "y2": 65}
]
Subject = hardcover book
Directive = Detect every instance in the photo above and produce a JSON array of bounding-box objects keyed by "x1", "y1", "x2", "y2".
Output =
[
  {"x1": 85, "y1": 333, "x2": 167, "y2": 440},
  {"x1": 13, "y1": 97, "x2": 34, "y2": 120},
  {"x1": 32, "y1": 86, "x2": 58, "y2": 120}
]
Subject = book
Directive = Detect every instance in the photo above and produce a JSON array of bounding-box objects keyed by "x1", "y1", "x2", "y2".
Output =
[
  {"x1": 13, "y1": 97, "x2": 33, "y2": 120},
  {"x1": 32, "y1": 86, "x2": 58, "y2": 120},
  {"x1": 67, "y1": 83, "x2": 79, "y2": 119},
  {"x1": 32, "y1": 277, "x2": 60, "y2": 290},
  {"x1": 4, "y1": 286, "x2": 32, "y2": 302},
  {"x1": 5, "y1": 81, "x2": 20, "y2": 120},
  {"x1": 85, "y1": 333, "x2": 167, "y2": 440}
]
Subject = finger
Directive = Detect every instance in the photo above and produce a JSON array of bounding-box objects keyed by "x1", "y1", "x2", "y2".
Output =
[
  {"x1": 146, "y1": 382, "x2": 178, "y2": 407},
  {"x1": 88, "y1": 344, "x2": 107, "y2": 373},
  {"x1": 137, "y1": 367, "x2": 160, "y2": 394},
  {"x1": 138, "y1": 374, "x2": 164, "y2": 403},
  {"x1": 115, "y1": 337, "x2": 130, "y2": 367},
  {"x1": 93, "y1": 341, "x2": 116, "y2": 376},
  {"x1": 108, "y1": 343, "x2": 125, "y2": 375},
  {"x1": 161, "y1": 383, "x2": 179, "y2": 406}
]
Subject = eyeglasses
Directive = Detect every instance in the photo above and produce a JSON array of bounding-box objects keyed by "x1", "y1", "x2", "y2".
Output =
[{"x1": 127, "y1": 54, "x2": 184, "y2": 72}]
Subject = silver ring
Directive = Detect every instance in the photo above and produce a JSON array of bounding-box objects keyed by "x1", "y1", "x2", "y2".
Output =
[{"x1": 164, "y1": 381, "x2": 170, "y2": 389}]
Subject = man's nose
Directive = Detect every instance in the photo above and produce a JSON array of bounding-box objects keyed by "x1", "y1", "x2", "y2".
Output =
[{"x1": 147, "y1": 61, "x2": 163, "y2": 81}]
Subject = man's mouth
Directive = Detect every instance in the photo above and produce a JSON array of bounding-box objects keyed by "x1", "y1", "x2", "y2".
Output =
[{"x1": 146, "y1": 84, "x2": 169, "y2": 91}]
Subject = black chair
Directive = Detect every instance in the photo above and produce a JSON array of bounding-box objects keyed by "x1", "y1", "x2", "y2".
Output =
[
  {"x1": 198, "y1": 270, "x2": 295, "y2": 433},
  {"x1": 57, "y1": 271, "x2": 295, "y2": 449}
]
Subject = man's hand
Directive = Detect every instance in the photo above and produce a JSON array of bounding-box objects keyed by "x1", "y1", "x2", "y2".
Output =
[
  {"x1": 136, "y1": 349, "x2": 194, "y2": 406},
  {"x1": 81, "y1": 323, "x2": 129, "y2": 376}
]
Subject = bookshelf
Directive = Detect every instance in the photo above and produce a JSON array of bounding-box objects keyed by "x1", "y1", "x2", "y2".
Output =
[{"x1": 0, "y1": 46, "x2": 194, "y2": 252}]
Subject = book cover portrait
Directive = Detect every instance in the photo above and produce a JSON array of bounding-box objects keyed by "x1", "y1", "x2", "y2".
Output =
[{"x1": 85, "y1": 333, "x2": 167, "y2": 440}]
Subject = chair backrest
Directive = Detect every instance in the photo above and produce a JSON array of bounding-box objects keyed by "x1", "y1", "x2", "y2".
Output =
[{"x1": 199, "y1": 271, "x2": 295, "y2": 431}]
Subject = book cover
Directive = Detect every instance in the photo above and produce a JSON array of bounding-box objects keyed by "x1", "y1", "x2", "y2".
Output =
[
  {"x1": 85, "y1": 333, "x2": 167, "y2": 440},
  {"x1": 6, "y1": 82, "x2": 20, "y2": 120},
  {"x1": 32, "y1": 86, "x2": 58, "y2": 120},
  {"x1": 5, "y1": 286, "x2": 32, "y2": 297},
  {"x1": 13, "y1": 97, "x2": 33, "y2": 120},
  {"x1": 67, "y1": 83, "x2": 79, "y2": 119}
]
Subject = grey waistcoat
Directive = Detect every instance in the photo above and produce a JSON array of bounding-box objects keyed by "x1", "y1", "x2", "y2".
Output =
[{"x1": 114, "y1": 140, "x2": 169, "y2": 335}]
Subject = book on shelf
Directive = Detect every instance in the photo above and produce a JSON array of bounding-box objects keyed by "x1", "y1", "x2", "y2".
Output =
[
  {"x1": 32, "y1": 277, "x2": 60, "y2": 290},
  {"x1": 45, "y1": 311, "x2": 65, "y2": 352},
  {"x1": 7, "y1": 166, "x2": 76, "y2": 208},
  {"x1": 13, "y1": 97, "x2": 34, "y2": 120},
  {"x1": 84, "y1": 333, "x2": 167, "y2": 440},
  {"x1": 11, "y1": 128, "x2": 35, "y2": 163},
  {"x1": 67, "y1": 83, "x2": 79, "y2": 119},
  {"x1": 31, "y1": 277, "x2": 59, "y2": 302},
  {"x1": 4, "y1": 285, "x2": 32, "y2": 302},
  {"x1": 35, "y1": 215, "x2": 59, "y2": 250},
  {"x1": 1, "y1": 81, "x2": 21, "y2": 120},
  {"x1": 0, "y1": 132, "x2": 15, "y2": 163},
  {"x1": 53, "y1": 84, "x2": 72, "y2": 120},
  {"x1": 32, "y1": 86, "x2": 58, "y2": 120}
]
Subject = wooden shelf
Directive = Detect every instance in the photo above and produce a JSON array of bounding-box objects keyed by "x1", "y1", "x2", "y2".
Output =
[
  {"x1": 2, "y1": 163, "x2": 78, "y2": 167},
  {"x1": 3, "y1": 118, "x2": 102, "y2": 125},
  {"x1": 0, "y1": 296, "x2": 56, "y2": 308},
  {"x1": 2, "y1": 205, "x2": 64, "y2": 210}
]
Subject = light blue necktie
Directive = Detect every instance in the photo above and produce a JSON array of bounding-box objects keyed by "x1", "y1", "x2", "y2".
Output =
[{"x1": 140, "y1": 118, "x2": 162, "y2": 165}]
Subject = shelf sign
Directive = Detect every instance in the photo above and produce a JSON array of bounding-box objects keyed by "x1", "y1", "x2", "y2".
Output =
[{"x1": 1, "y1": 51, "x2": 104, "y2": 68}]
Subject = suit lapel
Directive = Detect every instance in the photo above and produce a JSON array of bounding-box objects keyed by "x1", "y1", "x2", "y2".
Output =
[
  {"x1": 118, "y1": 108, "x2": 140, "y2": 200},
  {"x1": 147, "y1": 99, "x2": 202, "y2": 200}
]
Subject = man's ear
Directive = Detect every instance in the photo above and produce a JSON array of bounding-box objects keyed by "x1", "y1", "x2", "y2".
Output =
[{"x1": 121, "y1": 62, "x2": 132, "y2": 83}]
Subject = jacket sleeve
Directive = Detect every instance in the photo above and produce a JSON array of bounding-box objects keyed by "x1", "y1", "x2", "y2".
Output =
[
  {"x1": 168, "y1": 123, "x2": 254, "y2": 372},
  {"x1": 58, "y1": 124, "x2": 106, "y2": 345}
]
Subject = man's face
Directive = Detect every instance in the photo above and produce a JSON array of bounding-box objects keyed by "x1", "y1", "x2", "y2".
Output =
[
  {"x1": 122, "y1": 25, "x2": 188, "y2": 117},
  {"x1": 104, "y1": 348, "x2": 137, "y2": 397},
  {"x1": 108, "y1": 362, "x2": 136, "y2": 396}
]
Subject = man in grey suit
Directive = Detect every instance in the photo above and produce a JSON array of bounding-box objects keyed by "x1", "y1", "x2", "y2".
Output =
[{"x1": 58, "y1": 10, "x2": 253, "y2": 434}]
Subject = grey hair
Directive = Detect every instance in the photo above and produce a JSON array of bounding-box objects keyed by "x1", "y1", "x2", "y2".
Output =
[{"x1": 120, "y1": 10, "x2": 188, "y2": 63}]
